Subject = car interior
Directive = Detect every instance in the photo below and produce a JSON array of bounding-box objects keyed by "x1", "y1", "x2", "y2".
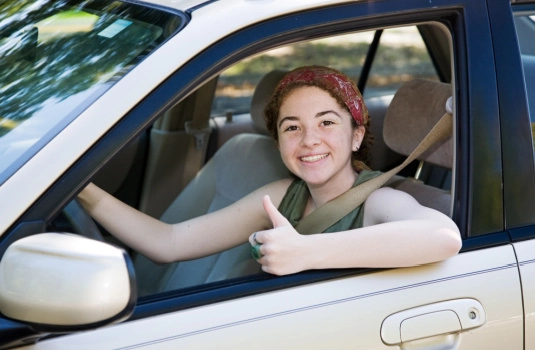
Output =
[{"x1": 66, "y1": 22, "x2": 456, "y2": 297}]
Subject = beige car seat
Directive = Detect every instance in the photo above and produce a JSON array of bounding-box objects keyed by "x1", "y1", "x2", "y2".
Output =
[
  {"x1": 134, "y1": 71, "x2": 290, "y2": 296},
  {"x1": 383, "y1": 79, "x2": 453, "y2": 215}
]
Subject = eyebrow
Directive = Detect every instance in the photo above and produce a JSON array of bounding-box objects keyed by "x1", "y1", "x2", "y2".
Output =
[{"x1": 278, "y1": 110, "x2": 343, "y2": 128}]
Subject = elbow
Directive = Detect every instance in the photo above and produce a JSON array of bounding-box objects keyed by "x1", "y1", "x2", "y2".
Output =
[
  {"x1": 151, "y1": 255, "x2": 173, "y2": 265},
  {"x1": 149, "y1": 247, "x2": 178, "y2": 264},
  {"x1": 149, "y1": 226, "x2": 180, "y2": 264},
  {"x1": 139, "y1": 243, "x2": 176, "y2": 265},
  {"x1": 134, "y1": 250, "x2": 171, "y2": 265},
  {"x1": 436, "y1": 227, "x2": 462, "y2": 261}
]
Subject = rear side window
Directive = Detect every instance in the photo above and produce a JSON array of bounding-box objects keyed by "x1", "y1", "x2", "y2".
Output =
[
  {"x1": 364, "y1": 27, "x2": 438, "y2": 98},
  {"x1": 514, "y1": 13, "x2": 535, "y2": 154}
]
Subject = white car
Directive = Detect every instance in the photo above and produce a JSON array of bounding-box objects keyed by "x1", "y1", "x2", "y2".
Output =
[{"x1": 1, "y1": 0, "x2": 535, "y2": 348}]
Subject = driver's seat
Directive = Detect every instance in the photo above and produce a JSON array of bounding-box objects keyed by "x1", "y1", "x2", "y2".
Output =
[{"x1": 134, "y1": 71, "x2": 289, "y2": 296}]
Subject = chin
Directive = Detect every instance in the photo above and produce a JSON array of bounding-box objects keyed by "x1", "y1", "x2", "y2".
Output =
[{"x1": 298, "y1": 175, "x2": 330, "y2": 187}]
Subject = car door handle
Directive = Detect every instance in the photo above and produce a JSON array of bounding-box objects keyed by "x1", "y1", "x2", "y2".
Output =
[{"x1": 381, "y1": 298, "x2": 485, "y2": 345}]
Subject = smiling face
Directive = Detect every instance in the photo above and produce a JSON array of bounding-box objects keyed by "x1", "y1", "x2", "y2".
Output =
[{"x1": 277, "y1": 86, "x2": 365, "y2": 190}]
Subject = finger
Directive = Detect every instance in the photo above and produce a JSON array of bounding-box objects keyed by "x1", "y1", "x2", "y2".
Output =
[
  {"x1": 250, "y1": 244, "x2": 263, "y2": 260},
  {"x1": 249, "y1": 231, "x2": 262, "y2": 245},
  {"x1": 263, "y1": 195, "x2": 290, "y2": 228}
]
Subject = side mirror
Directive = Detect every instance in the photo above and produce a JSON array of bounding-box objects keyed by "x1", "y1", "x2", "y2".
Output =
[{"x1": 0, "y1": 233, "x2": 136, "y2": 333}]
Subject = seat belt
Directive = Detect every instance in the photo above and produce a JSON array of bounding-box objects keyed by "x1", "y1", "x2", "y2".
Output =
[
  {"x1": 182, "y1": 78, "x2": 218, "y2": 185},
  {"x1": 295, "y1": 102, "x2": 453, "y2": 235}
]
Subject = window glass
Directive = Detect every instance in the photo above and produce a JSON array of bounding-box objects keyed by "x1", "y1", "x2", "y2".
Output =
[
  {"x1": 0, "y1": 0, "x2": 183, "y2": 184},
  {"x1": 514, "y1": 13, "x2": 535, "y2": 154},
  {"x1": 365, "y1": 26, "x2": 438, "y2": 98}
]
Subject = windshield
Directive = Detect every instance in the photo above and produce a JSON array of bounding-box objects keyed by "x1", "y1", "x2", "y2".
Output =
[{"x1": 0, "y1": 0, "x2": 185, "y2": 184}]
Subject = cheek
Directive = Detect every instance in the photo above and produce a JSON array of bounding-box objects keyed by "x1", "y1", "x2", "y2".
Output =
[
  {"x1": 277, "y1": 136, "x2": 303, "y2": 168},
  {"x1": 277, "y1": 136, "x2": 296, "y2": 157},
  {"x1": 277, "y1": 144, "x2": 296, "y2": 172},
  {"x1": 331, "y1": 132, "x2": 359, "y2": 157},
  {"x1": 327, "y1": 128, "x2": 354, "y2": 147}
]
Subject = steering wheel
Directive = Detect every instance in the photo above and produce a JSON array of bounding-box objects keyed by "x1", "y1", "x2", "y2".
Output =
[{"x1": 63, "y1": 198, "x2": 105, "y2": 241}]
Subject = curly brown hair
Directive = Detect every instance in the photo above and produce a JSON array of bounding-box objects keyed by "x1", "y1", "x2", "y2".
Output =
[{"x1": 264, "y1": 67, "x2": 373, "y2": 172}]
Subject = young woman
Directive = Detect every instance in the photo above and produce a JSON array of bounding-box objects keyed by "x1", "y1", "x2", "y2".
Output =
[{"x1": 78, "y1": 66, "x2": 461, "y2": 276}]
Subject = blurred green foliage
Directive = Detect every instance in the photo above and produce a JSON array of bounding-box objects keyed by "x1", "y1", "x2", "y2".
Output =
[
  {"x1": 213, "y1": 39, "x2": 436, "y2": 114},
  {"x1": 218, "y1": 41, "x2": 434, "y2": 89}
]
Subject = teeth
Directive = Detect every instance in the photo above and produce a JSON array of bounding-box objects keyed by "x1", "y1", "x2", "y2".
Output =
[{"x1": 300, "y1": 154, "x2": 328, "y2": 162}]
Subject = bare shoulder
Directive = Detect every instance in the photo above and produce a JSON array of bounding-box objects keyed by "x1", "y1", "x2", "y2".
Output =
[
  {"x1": 366, "y1": 187, "x2": 418, "y2": 208},
  {"x1": 363, "y1": 187, "x2": 453, "y2": 226}
]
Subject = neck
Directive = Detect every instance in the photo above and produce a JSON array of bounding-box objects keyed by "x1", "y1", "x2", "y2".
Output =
[{"x1": 306, "y1": 170, "x2": 358, "y2": 210}]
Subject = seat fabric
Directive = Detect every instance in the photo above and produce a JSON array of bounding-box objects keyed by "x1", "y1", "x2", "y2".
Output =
[
  {"x1": 383, "y1": 79, "x2": 453, "y2": 168},
  {"x1": 382, "y1": 79, "x2": 454, "y2": 216}
]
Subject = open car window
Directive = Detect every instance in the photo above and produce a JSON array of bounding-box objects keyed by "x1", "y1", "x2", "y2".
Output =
[{"x1": 121, "y1": 23, "x2": 450, "y2": 299}]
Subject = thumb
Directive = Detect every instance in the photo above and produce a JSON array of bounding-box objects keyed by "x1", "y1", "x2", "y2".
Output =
[{"x1": 263, "y1": 195, "x2": 290, "y2": 228}]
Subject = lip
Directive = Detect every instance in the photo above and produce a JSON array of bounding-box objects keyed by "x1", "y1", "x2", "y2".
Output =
[{"x1": 299, "y1": 153, "x2": 329, "y2": 163}]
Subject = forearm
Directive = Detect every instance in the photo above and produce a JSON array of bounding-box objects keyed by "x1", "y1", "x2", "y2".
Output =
[
  {"x1": 78, "y1": 183, "x2": 175, "y2": 262},
  {"x1": 303, "y1": 220, "x2": 461, "y2": 270}
]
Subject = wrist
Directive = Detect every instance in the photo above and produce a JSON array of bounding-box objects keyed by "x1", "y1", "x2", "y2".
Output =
[{"x1": 301, "y1": 233, "x2": 327, "y2": 270}]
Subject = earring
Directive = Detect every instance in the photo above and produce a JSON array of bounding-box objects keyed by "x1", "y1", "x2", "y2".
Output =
[{"x1": 353, "y1": 146, "x2": 359, "y2": 152}]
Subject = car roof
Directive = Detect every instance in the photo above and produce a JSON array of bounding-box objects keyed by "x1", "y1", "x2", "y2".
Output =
[
  {"x1": 136, "y1": 0, "x2": 364, "y2": 13},
  {"x1": 136, "y1": 0, "x2": 216, "y2": 12}
]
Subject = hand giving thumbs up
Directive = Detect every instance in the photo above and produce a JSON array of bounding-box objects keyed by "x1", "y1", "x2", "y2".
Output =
[{"x1": 249, "y1": 195, "x2": 309, "y2": 275}]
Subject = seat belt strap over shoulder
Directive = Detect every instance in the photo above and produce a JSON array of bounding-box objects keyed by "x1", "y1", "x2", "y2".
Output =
[{"x1": 294, "y1": 98, "x2": 453, "y2": 235}]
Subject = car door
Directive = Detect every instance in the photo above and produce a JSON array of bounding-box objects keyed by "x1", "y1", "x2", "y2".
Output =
[
  {"x1": 1, "y1": 0, "x2": 526, "y2": 349},
  {"x1": 508, "y1": 2, "x2": 535, "y2": 349}
]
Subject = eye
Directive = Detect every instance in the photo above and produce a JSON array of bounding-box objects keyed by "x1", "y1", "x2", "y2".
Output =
[
  {"x1": 320, "y1": 120, "x2": 335, "y2": 126},
  {"x1": 284, "y1": 125, "x2": 299, "y2": 132}
]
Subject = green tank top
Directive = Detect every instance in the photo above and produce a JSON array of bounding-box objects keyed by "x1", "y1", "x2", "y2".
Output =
[{"x1": 278, "y1": 169, "x2": 382, "y2": 233}]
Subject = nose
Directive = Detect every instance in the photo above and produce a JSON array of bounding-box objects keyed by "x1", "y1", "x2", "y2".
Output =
[{"x1": 300, "y1": 127, "x2": 321, "y2": 147}]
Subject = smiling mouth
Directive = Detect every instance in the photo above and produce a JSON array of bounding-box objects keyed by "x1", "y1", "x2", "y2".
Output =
[{"x1": 300, "y1": 153, "x2": 329, "y2": 162}]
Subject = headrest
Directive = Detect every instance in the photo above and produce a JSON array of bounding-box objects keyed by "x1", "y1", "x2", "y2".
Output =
[
  {"x1": 250, "y1": 70, "x2": 288, "y2": 134},
  {"x1": 383, "y1": 79, "x2": 453, "y2": 169}
]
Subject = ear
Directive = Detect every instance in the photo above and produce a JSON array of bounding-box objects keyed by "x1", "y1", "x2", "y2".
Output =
[{"x1": 352, "y1": 125, "x2": 366, "y2": 151}]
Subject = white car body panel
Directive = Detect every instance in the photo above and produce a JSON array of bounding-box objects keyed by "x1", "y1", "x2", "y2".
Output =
[
  {"x1": 23, "y1": 246, "x2": 522, "y2": 349},
  {"x1": 514, "y1": 240, "x2": 535, "y2": 349}
]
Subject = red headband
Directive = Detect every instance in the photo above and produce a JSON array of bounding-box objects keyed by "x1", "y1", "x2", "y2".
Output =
[{"x1": 275, "y1": 66, "x2": 368, "y2": 126}]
